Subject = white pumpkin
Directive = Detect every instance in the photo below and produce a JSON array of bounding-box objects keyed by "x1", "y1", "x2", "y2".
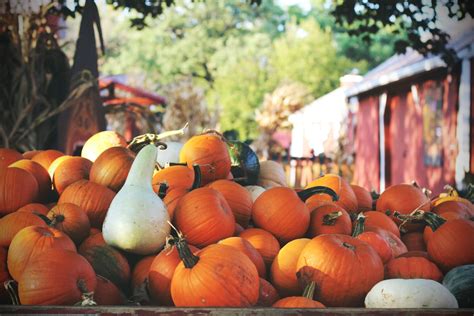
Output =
[
  {"x1": 365, "y1": 279, "x2": 458, "y2": 308},
  {"x1": 245, "y1": 185, "x2": 266, "y2": 203},
  {"x1": 157, "y1": 141, "x2": 183, "y2": 167},
  {"x1": 257, "y1": 160, "x2": 287, "y2": 188},
  {"x1": 103, "y1": 144, "x2": 170, "y2": 255}
]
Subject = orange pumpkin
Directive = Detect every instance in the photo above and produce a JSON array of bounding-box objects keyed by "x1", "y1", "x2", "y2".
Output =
[
  {"x1": 432, "y1": 200, "x2": 474, "y2": 218},
  {"x1": 257, "y1": 278, "x2": 280, "y2": 307},
  {"x1": 179, "y1": 133, "x2": 231, "y2": 185},
  {"x1": 218, "y1": 236, "x2": 266, "y2": 278},
  {"x1": 0, "y1": 148, "x2": 23, "y2": 169},
  {"x1": 7, "y1": 226, "x2": 76, "y2": 281},
  {"x1": 252, "y1": 187, "x2": 310, "y2": 242},
  {"x1": 305, "y1": 174, "x2": 358, "y2": 213},
  {"x1": 170, "y1": 241, "x2": 259, "y2": 307},
  {"x1": 376, "y1": 183, "x2": 431, "y2": 232},
  {"x1": 0, "y1": 212, "x2": 46, "y2": 247},
  {"x1": 365, "y1": 226, "x2": 408, "y2": 258},
  {"x1": 22, "y1": 150, "x2": 42, "y2": 160},
  {"x1": 53, "y1": 157, "x2": 92, "y2": 194},
  {"x1": 148, "y1": 244, "x2": 199, "y2": 306},
  {"x1": 363, "y1": 210, "x2": 401, "y2": 238},
  {"x1": 307, "y1": 203, "x2": 351, "y2": 238},
  {"x1": 163, "y1": 187, "x2": 188, "y2": 221},
  {"x1": 58, "y1": 180, "x2": 116, "y2": 228},
  {"x1": 81, "y1": 131, "x2": 127, "y2": 162},
  {"x1": 423, "y1": 210, "x2": 468, "y2": 243},
  {"x1": 296, "y1": 234, "x2": 384, "y2": 307},
  {"x1": 208, "y1": 180, "x2": 253, "y2": 228},
  {"x1": 384, "y1": 256, "x2": 443, "y2": 281},
  {"x1": 427, "y1": 218, "x2": 474, "y2": 272},
  {"x1": 94, "y1": 275, "x2": 126, "y2": 305},
  {"x1": 270, "y1": 238, "x2": 310, "y2": 297},
  {"x1": 0, "y1": 167, "x2": 39, "y2": 216},
  {"x1": 17, "y1": 203, "x2": 49, "y2": 216},
  {"x1": 152, "y1": 165, "x2": 194, "y2": 193},
  {"x1": 18, "y1": 249, "x2": 96, "y2": 305},
  {"x1": 47, "y1": 155, "x2": 71, "y2": 179},
  {"x1": 174, "y1": 187, "x2": 235, "y2": 248},
  {"x1": 47, "y1": 203, "x2": 91, "y2": 245},
  {"x1": 90, "y1": 147, "x2": 135, "y2": 192},
  {"x1": 79, "y1": 233, "x2": 130, "y2": 289},
  {"x1": 401, "y1": 232, "x2": 426, "y2": 251},
  {"x1": 351, "y1": 184, "x2": 373, "y2": 211},
  {"x1": 9, "y1": 159, "x2": 52, "y2": 201},
  {"x1": 239, "y1": 228, "x2": 280, "y2": 267},
  {"x1": 31, "y1": 149, "x2": 64, "y2": 171}
]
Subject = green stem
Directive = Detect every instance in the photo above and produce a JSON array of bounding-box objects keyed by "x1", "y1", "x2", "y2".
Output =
[
  {"x1": 394, "y1": 210, "x2": 446, "y2": 232},
  {"x1": 297, "y1": 186, "x2": 339, "y2": 202},
  {"x1": 322, "y1": 211, "x2": 342, "y2": 226},
  {"x1": 175, "y1": 235, "x2": 199, "y2": 269},
  {"x1": 158, "y1": 183, "x2": 168, "y2": 199},
  {"x1": 352, "y1": 213, "x2": 366, "y2": 237},
  {"x1": 302, "y1": 281, "x2": 316, "y2": 300}
]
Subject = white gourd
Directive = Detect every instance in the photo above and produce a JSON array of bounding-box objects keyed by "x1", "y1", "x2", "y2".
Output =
[
  {"x1": 245, "y1": 185, "x2": 266, "y2": 202},
  {"x1": 365, "y1": 279, "x2": 458, "y2": 308},
  {"x1": 103, "y1": 144, "x2": 170, "y2": 255},
  {"x1": 156, "y1": 141, "x2": 183, "y2": 167}
]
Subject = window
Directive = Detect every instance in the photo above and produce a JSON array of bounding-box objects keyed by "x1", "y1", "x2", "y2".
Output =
[{"x1": 422, "y1": 82, "x2": 443, "y2": 167}]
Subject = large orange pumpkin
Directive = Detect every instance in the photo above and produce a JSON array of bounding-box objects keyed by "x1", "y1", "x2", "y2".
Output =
[
  {"x1": 174, "y1": 187, "x2": 235, "y2": 247},
  {"x1": 81, "y1": 131, "x2": 127, "y2": 162},
  {"x1": 305, "y1": 174, "x2": 358, "y2": 213},
  {"x1": 53, "y1": 157, "x2": 92, "y2": 194},
  {"x1": 0, "y1": 167, "x2": 39, "y2": 215},
  {"x1": 252, "y1": 187, "x2": 310, "y2": 242},
  {"x1": 0, "y1": 212, "x2": 46, "y2": 247},
  {"x1": 296, "y1": 234, "x2": 384, "y2": 307},
  {"x1": 148, "y1": 243, "x2": 199, "y2": 306},
  {"x1": 9, "y1": 159, "x2": 52, "y2": 202},
  {"x1": 90, "y1": 147, "x2": 135, "y2": 192},
  {"x1": 270, "y1": 238, "x2": 311, "y2": 297},
  {"x1": 170, "y1": 241, "x2": 259, "y2": 307},
  {"x1": 18, "y1": 249, "x2": 96, "y2": 305},
  {"x1": 58, "y1": 180, "x2": 116, "y2": 228},
  {"x1": 208, "y1": 180, "x2": 253, "y2": 228},
  {"x1": 47, "y1": 203, "x2": 91, "y2": 245},
  {"x1": 7, "y1": 226, "x2": 76, "y2": 281},
  {"x1": 239, "y1": 228, "x2": 280, "y2": 267},
  {"x1": 218, "y1": 236, "x2": 266, "y2": 278},
  {"x1": 79, "y1": 233, "x2": 131, "y2": 290},
  {"x1": 179, "y1": 133, "x2": 231, "y2": 185}
]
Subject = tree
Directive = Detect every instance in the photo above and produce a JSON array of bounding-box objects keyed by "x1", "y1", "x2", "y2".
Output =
[{"x1": 332, "y1": 0, "x2": 474, "y2": 64}]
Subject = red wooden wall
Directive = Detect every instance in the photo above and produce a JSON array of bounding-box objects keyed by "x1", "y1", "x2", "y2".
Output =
[{"x1": 353, "y1": 95, "x2": 380, "y2": 191}]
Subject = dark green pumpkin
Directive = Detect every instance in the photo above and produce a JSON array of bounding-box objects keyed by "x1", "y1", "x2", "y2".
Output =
[
  {"x1": 442, "y1": 264, "x2": 474, "y2": 308},
  {"x1": 227, "y1": 140, "x2": 259, "y2": 186}
]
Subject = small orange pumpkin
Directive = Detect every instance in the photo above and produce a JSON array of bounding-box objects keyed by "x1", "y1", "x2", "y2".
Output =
[
  {"x1": 9, "y1": 159, "x2": 52, "y2": 201},
  {"x1": 0, "y1": 167, "x2": 39, "y2": 216},
  {"x1": 31, "y1": 149, "x2": 64, "y2": 171},
  {"x1": 384, "y1": 256, "x2": 443, "y2": 281},
  {"x1": 47, "y1": 203, "x2": 91, "y2": 245},
  {"x1": 305, "y1": 174, "x2": 358, "y2": 213},
  {"x1": 90, "y1": 146, "x2": 135, "y2": 192},
  {"x1": 218, "y1": 236, "x2": 266, "y2": 278},
  {"x1": 0, "y1": 211, "x2": 46, "y2": 247},
  {"x1": 351, "y1": 184, "x2": 373, "y2": 211},
  {"x1": 81, "y1": 131, "x2": 127, "y2": 162},
  {"x1": 239, "y1": 228, "x2": 280, "y2": 267},
  {"x1": 307, "y1": 203, "x2": 351, "y2": 238}
]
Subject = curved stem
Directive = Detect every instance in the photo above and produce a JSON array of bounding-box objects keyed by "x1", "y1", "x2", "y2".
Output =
[
  {"x1": 158, "y1": 183, "x2": 168, "y2": 199},
  {"x1": 322, "y1": 211, "x2": 342, "y2": 226},
  {"x1": 4, "y1": 280, "x2": 19, "y2": 305},
  {"x1": 297, "y1": 186, "x2": 339, "y2": 202},
  {"x1": 352, "y1": 213, "x2": 366, "y2": 237},
  {"x1": 394, "y1": 210, "x2": 446, "y2": 232},
  {"x1": 128, "y1": 123, "x2": 188, "y2": 152},
  {"x1": 168, "y1": 222, "x2": 199, "y2": 269},
  {"x1": 75, "y1": 279, "x2": 97, "y2": 306},
  {"x1": 34, "y1": 212, "x2": 53, "y2": 226},
  {"x1": 191, "y1": 164, "x2": 202, "y2": 190}
]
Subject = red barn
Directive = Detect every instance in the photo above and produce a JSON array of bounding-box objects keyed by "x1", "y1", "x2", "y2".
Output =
[{"x1": 347, "y1": 30, "x2": 474, "y2": 194}]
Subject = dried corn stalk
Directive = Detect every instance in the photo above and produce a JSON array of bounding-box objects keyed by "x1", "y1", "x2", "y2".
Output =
[
  {"x1": 161, "y1": 77, "x2": 218, "y2": 141},
  {"x1": 253, "y1": 81, "x2": 312, "y2": 159}
]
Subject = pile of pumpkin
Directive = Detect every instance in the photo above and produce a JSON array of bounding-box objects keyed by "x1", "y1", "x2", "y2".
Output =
[{"x1": 0, "y1": 129, "x2": 473, "y2": 309}]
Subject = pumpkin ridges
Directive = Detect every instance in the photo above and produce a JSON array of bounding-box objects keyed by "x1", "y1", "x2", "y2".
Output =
[
  {"x1": 90, "y1": 147, "x2": 135, "y2": 192},
  {"x1": 218, "y1": 237, "x2": 266, "y2": 278},
  {"x1": 152, "y1": 165, "x2": 194, "y2": 193},
  {"x1": 384, "y1": 256, "x2": 443, "y2": 281},
  {"x1": 47, "y1": 203, "x2": 91, "y2": 245},
  {"x1": 81, "y1": 131, "x2": 127, "y2": 163},
  {"x1": 53, "y1": 157, "x2": 92, "y2": 194},
  {"x1": 305, "y1": 174, "x2": 357, "y2": 213},
  {"x1": 307, "y1": 203, "x2": 351, "y2": 237},
  {"x1": 17, "y1": 203, "x2": 49, "y2": 216},
  {"x1": 363, "y1": 211, "x2": 401, "y2": 238},
  {"x1": 0, "y1": 212, "x2": 47, "y2": 247},
  {"x1": 0, "y1": 167, "x2": 39, "y2": 216},
  {"x1": 9, "y1": 159, "x2": 52, "y2": 202},
  {"x1": 239, "y1": 228, "x2": 280, "y2": 268},
  {"x1": 31, "y1": 150, "x2": 64, "y2": 171}
]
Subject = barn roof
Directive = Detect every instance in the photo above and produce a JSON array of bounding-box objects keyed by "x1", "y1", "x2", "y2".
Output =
[{"x1": 346, "y1": 28, "x2": 474, "y2": 97}]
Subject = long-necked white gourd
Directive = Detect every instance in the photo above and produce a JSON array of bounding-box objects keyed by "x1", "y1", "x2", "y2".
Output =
[{"x1": 103, "y1": 144, "x2": 170, "y2": 255}]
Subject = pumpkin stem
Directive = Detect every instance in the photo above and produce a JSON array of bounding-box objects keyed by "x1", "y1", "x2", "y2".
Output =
[
  {"x1": 394, "y1": 210, "x2": 446, "y2": 232},
  {"x1": 49, "y1": 214, "x2": 65, "y2": 227},
  {"x1": 157, "y1": 182, "x2": 168, "y2": 199},
  {"x1": 297, "y1": 186, "x2": 339, "y2": 202},
  {"x1": 322, "y1": 211, "x2": 342, "y2": 226},
  {"x1": 167, "y1": 162, "x2": 188, "y2": 167},
  {"x1": 190, "y1": 164, "x2": 202, "y2": 190},
  {"x1": 128, "y1": 123, "x2": 188, "y2": 153},
  {"x1": 168, "y1": 221, "x2": 199, "y2": 269},
  {"x1": 4, "y1": 280, "x2": 19, "y2": 305},
  {"x1": 34, "y1": 212, "x2": 53, "y2": 226},
  {"x1": 302, "y1": 281, "x2": 316, "y2": 300},
  {"x1": 76, "y1": 279, "x2": 97, "y2": 306},
  {"x1": 352, "y1": 213, "x2": 366, "y2": 237}
]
